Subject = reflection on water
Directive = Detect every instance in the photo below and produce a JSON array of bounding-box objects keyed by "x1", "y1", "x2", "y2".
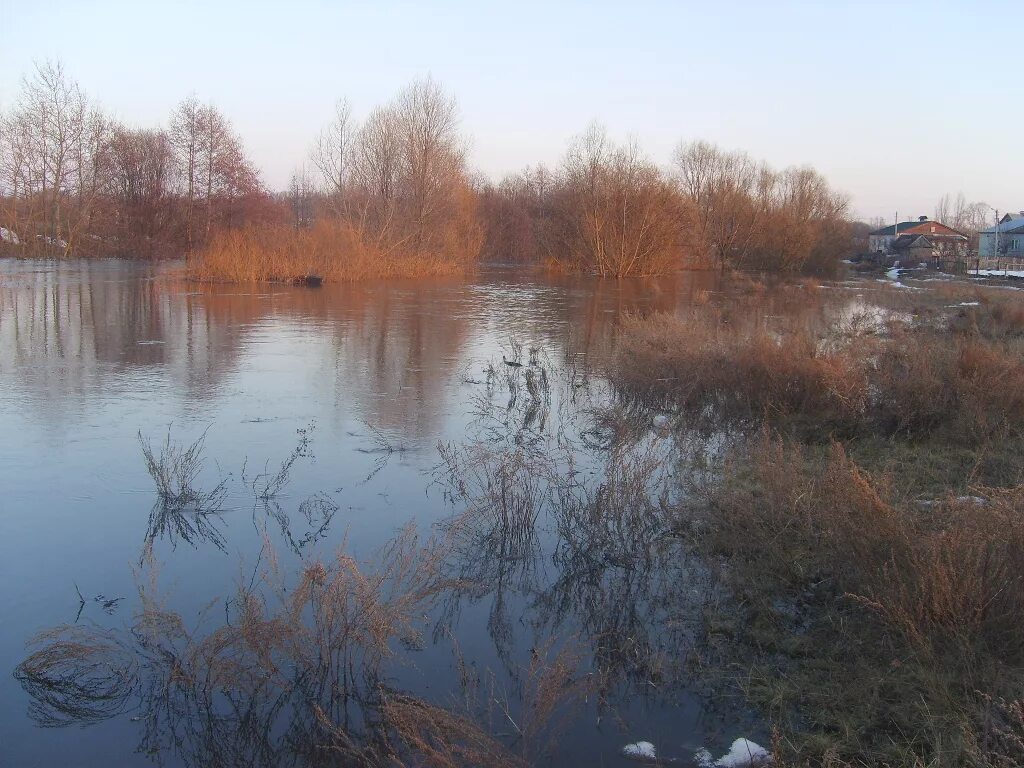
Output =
[{"x1": 1, "y1": 259, "x2": 892, "y2": 766}]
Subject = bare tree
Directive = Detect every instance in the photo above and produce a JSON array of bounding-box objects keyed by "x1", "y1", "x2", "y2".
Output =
[
  {"x1": 548, "y1": 124, "x2": 683, "y2": 276},
  {"x1": 10, "y1": 61, "x2": 101, "y2": 254},
  {"x1": 169, "y1": 95, "x2": 203, "y2": 253},
  {"x1": 310, "y1": 99, "x2": 356, "y2": 216},
  {"x1": 109, "y1": 127, "x2": 174, "y2": 255}
]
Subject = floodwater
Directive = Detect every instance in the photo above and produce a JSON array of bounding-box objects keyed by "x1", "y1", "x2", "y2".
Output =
[{"x1": 0, "y1": 259, "x2": 865, "y2": 766}]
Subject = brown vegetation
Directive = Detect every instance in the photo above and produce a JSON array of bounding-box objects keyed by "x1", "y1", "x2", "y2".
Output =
[
  {"x1": 673, "y1": 141, "x2": 851, "y2": 275},
  {"x1": 0, "y1": 61, "x2": 266, "y2": 258},
  {"x1": 479, "y1": 134, "x2": 853, "y2": 277},
  {"x1": 1, "y1": 62, "x2": 854, "y2": 278},
  {"x1": 686, "y1": 433, "x2": 1024, "y2": 766},
  {"x1": 190, "y1": 220, "x2": 475, "y2": 283},
  {"x1": 609, "y1": 283, "x2": 1024, "y2": 765},
  {"x1": 542, "y1": 125, "x2": 685, "y2": 276},
  {"x1": 15, "y1": 522, "x2": 593, "y2": 767},
  {"x1": 611, "y1": 303, "x2": 1024, "y2": 444},
  {"x1": 191, "y1": 78, "x2": 483, "y2": 283}
]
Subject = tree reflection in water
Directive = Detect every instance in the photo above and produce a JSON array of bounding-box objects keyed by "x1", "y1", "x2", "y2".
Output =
[{"x1": 436, "y1": 347, "x2": 715, "y2": 716}]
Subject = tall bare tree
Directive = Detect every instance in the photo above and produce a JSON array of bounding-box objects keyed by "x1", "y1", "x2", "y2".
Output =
[
  {"x1": 311, "y1": 98, "x2": 356, "y2": 216},
  {"x1": 169, "y1": 95, "x2": 203, "y2": 253},
  {"x1": 109, "y1": 127, "x2": 174, "y2": 255}
]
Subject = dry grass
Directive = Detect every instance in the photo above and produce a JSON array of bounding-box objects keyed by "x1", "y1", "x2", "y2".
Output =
[
  {"x1": 685, "y1": 432, "x2": 1024, "y2": 766},
  {"x1": 613, "y1": 310, "x2": 866, "y2": 432},
  {"x1": 381, "y1": 641, "x2": 592, "y2": 768},
  {"x1": 382, "y1": 695, "x2": 529, "y2": 768},
  {"x1": 189, "y1": 220, "x2": 476, "y2": 283},
  {"x1": 138, "y1": 426, "x2": 228, "y2": 511},
  {"x1": 14, "y1": 625, "x2": 138, "y2": 727},
  {"x1": 613, "y1": 307, "x2": 1024, "y2": 444}
]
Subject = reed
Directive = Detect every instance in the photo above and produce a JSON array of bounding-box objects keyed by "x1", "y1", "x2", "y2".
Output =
[
  {"x1": 612, "y1": 305, "x2": 1024, "y2": 444},
  {"x1": 189, "y1": 221, "x2": 477, "y2": 284}
]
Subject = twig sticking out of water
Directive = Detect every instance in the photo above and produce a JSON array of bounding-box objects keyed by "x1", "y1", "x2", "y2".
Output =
[
  {"x1": 357, "y1": 421, "x2": 407, "y2": 485},
  {"x1": 252, "y1": 422, "x2": 316, "y2": 499}
]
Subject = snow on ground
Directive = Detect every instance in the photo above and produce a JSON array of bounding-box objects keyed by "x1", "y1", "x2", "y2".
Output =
[
  {"x1": 695, "y1": 738, "x2": 772, "y2": 767},
  {"x1": 622, "y1": 741, "x2": 657, "y2": 760},
  {"x1": 879, "y1": 267, "x2": 915, "y2": 289},
  {"x1": 0, "y1": 227, "x2": 18, "y2": 244},
  {"x1": 972, "y1": 269, "x2": 1024, "y2": 279}
]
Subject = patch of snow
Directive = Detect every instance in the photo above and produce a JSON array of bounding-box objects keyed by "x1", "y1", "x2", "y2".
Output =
[
  {"x1": 0, "y1": 227, "x2": 19, "y2": 244},
  {"x1": 973, "y1": 269, "x2": 1024, "y2": 279},
  {"x1": 35, "y1": 234, "x2": 68, "y2": 249},
  {"x1": 695, "y1": 738, "x2": 772, "y2": 767},
  {"x1": 917, "y1": 495, "x2": 987, "y2": 509},
  {"x1": 652, "y1": 414, "x2": 670, "y2": 430},
  {"x1": 885, "y1": 267, "x2": 901, "y2": 281},
  {"x1": 622, "y1": 741, "x2": 657, "y2": 761},
  {"x1": 948, "y1": 302, "x2": 980, "y2": 307},
  {"x1": 956, "y1": 495, "x2": 988, "y2": 505}
]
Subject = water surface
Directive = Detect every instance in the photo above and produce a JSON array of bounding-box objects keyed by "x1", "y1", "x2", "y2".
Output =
[{"x1": 1, "y1": 259, "x2": 854, "y2": 765}]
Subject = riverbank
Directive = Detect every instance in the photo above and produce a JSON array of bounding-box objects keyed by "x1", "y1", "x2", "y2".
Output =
[
  {"x1": 612, "y1": 281, "x2": 1024, "y2": 766},
  {"x1": 187, "y1": 222, "x2": 478, "y2": 283}
]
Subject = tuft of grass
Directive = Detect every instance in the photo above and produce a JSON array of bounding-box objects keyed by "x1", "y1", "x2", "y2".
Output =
[{"x1": 138, "y1": 426, "x2": 228, "y2": 511}]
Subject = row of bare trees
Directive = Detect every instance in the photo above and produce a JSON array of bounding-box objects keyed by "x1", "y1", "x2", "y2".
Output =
[
  {"x1": 2, "y1": 62, "x2": 853, "y2": 275},
  {"x1": 294, "y1": 78, "x2": 481, "y2": 266},
  {"x1": 0, "y1": 61, "x2": 263, "y2": 257},
  {"x1": 479, "y1": 127, "x2": 851, "y2": 276}
]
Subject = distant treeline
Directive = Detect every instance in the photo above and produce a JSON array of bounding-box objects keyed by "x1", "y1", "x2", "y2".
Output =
[{"x1": 0, "y1": 62, "x2": 852, "y2": 278}]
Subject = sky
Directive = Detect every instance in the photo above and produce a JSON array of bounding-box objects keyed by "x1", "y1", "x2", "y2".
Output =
[{"x1": 1, "y1": 0, "x2": 1019, "y2": 222}]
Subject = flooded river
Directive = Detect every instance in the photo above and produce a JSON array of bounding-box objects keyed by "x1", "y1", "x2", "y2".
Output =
[{"x1": 0, "y1": 259, "x2": 877, "y2": 766}]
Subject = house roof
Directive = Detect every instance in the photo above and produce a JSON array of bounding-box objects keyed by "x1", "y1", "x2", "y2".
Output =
[
  {"x1": 870, "y1": 219, "x2": 967, "y2": 240},
  {"x1": 870, "y1": 221, "x2": 924, "y2": 236},
  {"x1": 979, "y1": 214, "x2": 1024, "y2": 234},
  {"x1": 892, "y1": 234, "x2": 932, "y2": 251}
]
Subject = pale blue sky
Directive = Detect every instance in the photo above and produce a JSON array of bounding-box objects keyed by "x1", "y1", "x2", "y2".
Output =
[{"x1": 1, "y1": 0, "x2": 1018, "y2": 221}]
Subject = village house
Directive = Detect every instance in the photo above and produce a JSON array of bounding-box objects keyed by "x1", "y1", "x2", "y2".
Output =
[
  {"x1": 978, "y1": 212, "x2": 1024, "y2": 258},
  {"x1": 867, "y1": 216, "x2": 968, "y2": 266}
]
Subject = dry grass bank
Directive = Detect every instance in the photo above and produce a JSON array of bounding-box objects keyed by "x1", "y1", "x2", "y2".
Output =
[
  {"x1": 612, "y1": 284, "x2": 1024, "y2": 765},
  {"x1": 612, "y1": 298, "x2": 1024, "y2": 447},
  {"x1": 189, "y1": 221, "x2": 478, "y2": 284},
  {"x1": 686, "y1": 434, "x2": 1024, "y2": 767}
]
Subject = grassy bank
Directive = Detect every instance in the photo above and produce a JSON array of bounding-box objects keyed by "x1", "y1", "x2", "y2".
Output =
[
  {"x1": 612, "y1": 284, "x2": 1024, "y2": 766},
  {"x1": 189, "y1": 221, "x2": 477, "y2": 283}
]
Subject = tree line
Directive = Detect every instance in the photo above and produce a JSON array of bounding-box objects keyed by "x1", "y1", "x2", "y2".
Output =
[
  {"x1": 2, "y1": 62, "x2": 854, "y2": 276},
  {"x1": 0, "y1": 62, "x2": 267, "y2": 257}
]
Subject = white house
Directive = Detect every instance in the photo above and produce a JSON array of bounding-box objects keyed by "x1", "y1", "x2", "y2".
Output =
[{"x1": 978, "y1": 212, "x2": 1024, "y2": 258}]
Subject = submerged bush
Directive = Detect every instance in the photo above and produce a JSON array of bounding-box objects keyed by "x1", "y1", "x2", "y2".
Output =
[
  {"x1": 190, "y1": 218, "x2": 478, "y2": 283},
  {"x1": 612, "y1": 309, "x2": 1024, "y2": 443}
]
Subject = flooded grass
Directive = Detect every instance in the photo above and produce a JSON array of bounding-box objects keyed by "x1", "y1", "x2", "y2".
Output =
[
  {"x1": 189, "y1": 222, "x2": 475, "y2": 284},
  {"x1": 15, "y1": 523, "x2": 601, "y2": 767},
  {"x1": 138, "y1": 426, "x2": 228, "y2": 512}
]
